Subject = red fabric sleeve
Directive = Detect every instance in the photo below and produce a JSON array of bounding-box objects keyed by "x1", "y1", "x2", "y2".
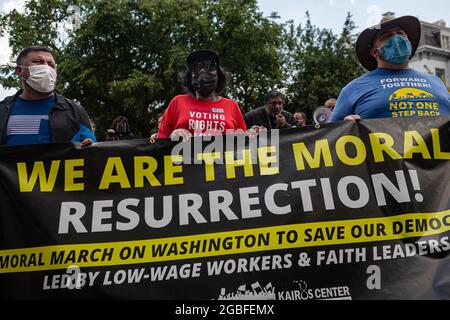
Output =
[{"x1": 157, "y1": 98, "x2": 176, "y2": 138}]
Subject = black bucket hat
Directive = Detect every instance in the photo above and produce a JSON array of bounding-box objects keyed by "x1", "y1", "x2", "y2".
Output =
[
  {"x1": 356, "y1": 15, "x2": 421, "y2": 71},
  {"x1": 186, "y1": 49, "x2": 220, "y2": 68}
]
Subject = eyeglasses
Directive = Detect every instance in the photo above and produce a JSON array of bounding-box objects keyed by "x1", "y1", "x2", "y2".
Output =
[{"x1": 189, "y1": 60, "x2": 217, "y2": 74}]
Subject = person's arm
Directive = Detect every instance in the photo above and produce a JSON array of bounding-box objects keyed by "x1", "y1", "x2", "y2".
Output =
[
  {"x1": 280, "y1": 112, "x2": 296, "y2": 128},
  {"x1": 276, "y1": 114, "x2": 290, "y2": 128},
  {"x1": 433, "y1": 75, "x2": 450, "y2": 105},
  {"x1": 72, "y1": 106, "x2": 96, "y2": 146},
  {"x1": 234, "y1": 102, "x2": 247, "y2": 132},
  {"x1": 157, "y1": 99, "x2": 175, "y2": 139},
  {"x1": 243, "y1": 111, "x2": 253, "y2": 129},
  {"x1": 331, "y1": 88, "x2": 356, "y2": 122},
  {"x1": 287, "y1": 112, "x2": 297, "y2": 127}
]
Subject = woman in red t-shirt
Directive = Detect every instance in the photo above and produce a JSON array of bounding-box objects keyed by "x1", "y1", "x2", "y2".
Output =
[{"x1": 157, "y1": 50, "x2": 247, "y2": 140}]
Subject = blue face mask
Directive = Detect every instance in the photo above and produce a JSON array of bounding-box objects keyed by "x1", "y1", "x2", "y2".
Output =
[{"x1": 379, "y1": 34, "x2": 412, "y2": 65}]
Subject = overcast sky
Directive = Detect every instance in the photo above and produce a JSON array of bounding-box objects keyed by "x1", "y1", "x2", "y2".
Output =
[
  {"x1": 258, "y1": 0, "x2": 450, "y2": 32},
  {"x1": 1, "y1": 0, "x2": 450, "y2": 99}
]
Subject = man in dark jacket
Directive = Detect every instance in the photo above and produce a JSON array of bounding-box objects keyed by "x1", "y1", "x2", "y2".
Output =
[
  {"x1": 244, "y1": 90, "x2": 295, "y2": 131},
  {"x1": 0, "y1": 46, "x2": 96, "y2": 146}
]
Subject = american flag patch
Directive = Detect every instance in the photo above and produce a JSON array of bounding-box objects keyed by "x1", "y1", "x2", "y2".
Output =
[{"x1": 6, "y1": 115, "x2": 48, "y2": 135}]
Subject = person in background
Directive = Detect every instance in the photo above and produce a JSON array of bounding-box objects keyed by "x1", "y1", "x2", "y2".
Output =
[
  {"x1": 0, "y1": 46, "x2": 96, "y2": 146},
  {"x1": 293, "y1": 111, "x2": 307, "y2": 127},
  {"x1": 244, "y1": 90, "x2": 296, "y2": 132},
  {"x1": 111, "y1": 115, "x2": 135, "y2": 140},
  {"x1": 324, "y1": 98, "x2": 336, "y2": 111},
  {"x1": 331, "y1": 15, "x2": 450, "y2": 122},
  {"x1": 103, "y1": 129, "x2": 119, "y2": 141},
  {"x1": 150, "y1": 114, "x2": 163, "y2": 140},
  {"x1": 157, "y1": 50, "x2": 247, "y2": 140},
  {"x1": 89, "y1": 118, "x2": 96, "y2": 136}
]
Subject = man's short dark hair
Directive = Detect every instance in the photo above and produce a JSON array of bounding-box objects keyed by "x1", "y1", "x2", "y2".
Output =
[
  {"x1": 264, "y1": 90, "x2": 284, "y2": 104},
  {"x1": 182, "y1": 66, "x2": 228, "y2": 96},
  {"x1": 16, "y1": 46, "x2": 54, "y2": 65}
]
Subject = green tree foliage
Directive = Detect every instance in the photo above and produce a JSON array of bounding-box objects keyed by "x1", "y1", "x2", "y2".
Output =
[
  {"x1": 0, "y1": 0, "x2": 284, "y2": 137},
  {"x1": 207, "y1": 0, "x2": 284, "y2": 112},
  {"x1": 286, "y1": 12, "x2": 364, "y2": 118},
  {"x1": 0, "y1": 0, "x2": 70, "y2": 89},
  {"x1": 0, "y1": 1, "x2": 362, "y2": 137}
]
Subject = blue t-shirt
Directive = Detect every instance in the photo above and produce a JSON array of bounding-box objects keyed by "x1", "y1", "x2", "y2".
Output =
[
  {"x1": 6, "y1": 95, "x2": 55, "y2": 145},
  {"x1": 331, "y1": 68, "x2": 450, "y2": 121}
]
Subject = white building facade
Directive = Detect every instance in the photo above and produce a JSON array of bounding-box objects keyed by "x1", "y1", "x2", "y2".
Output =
[{"x1": 411, "y1": 19, "x2": 450, "y2": 91}]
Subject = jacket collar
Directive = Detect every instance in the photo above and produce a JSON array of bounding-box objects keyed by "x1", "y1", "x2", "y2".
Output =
[
  {"x1": 54, "y1": 91, "x2": 69, "y2": 110},
  {"x1": 1, "y1": 90, "x2": 21, "y2": 110},
  {"x1": 2, "y1": 89, "x2": 68, "y2": 110}
]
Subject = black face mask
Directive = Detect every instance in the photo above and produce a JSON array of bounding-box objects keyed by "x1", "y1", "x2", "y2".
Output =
[{"x1": 192, "y1": 73, "x2": 217, "y2": 97}]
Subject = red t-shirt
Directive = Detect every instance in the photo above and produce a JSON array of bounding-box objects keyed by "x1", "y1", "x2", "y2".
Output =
[{"x1": 158, "y1": 94, "x2": 247, "y2": 138}]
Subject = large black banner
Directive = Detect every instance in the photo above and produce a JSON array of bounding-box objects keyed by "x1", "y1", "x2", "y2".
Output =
[{"x1": 0, "y1": 117, "x2": 449, "y2": 300}]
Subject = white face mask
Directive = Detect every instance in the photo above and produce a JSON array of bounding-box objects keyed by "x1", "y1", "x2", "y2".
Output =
[{"x1": 20, "y1": 65, "x2": 57, "y2": 93}]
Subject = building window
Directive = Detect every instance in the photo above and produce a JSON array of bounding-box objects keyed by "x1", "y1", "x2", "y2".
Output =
[
  {"x1": 442, "y1": 35, "x2": 450, "y2": 49},
  {"x1": 435, "y1": 68, "x2": 446, "y2": 84}
]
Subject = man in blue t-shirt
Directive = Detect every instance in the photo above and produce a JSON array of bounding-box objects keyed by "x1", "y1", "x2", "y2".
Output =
[
  {"x1": 0, "y1": 46, "x2": 96, "y2": 146},
  {"x1": 331, "y1": 15, "x2": 450, "y2": 122}
]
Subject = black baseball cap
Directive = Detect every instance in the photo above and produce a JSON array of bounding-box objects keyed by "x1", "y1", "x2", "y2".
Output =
[{"x1": 186, "y1": 49, "x2": 220, "y2": 68}]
